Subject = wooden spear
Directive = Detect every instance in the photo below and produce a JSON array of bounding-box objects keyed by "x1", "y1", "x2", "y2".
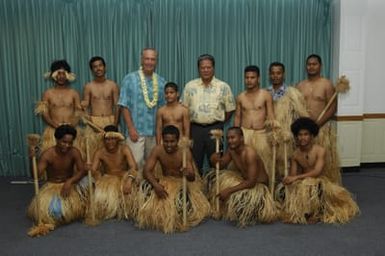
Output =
[
  {"x1": 317, "y1": 75, "x2": 350, "y2": 123},
  {"x1": 179, "y1": 137, "x2": 191, "y2": 227},
  {"x1": 210, "y1": 129, "x2": 223, "y2": 213},
  {"x1": 27, "y1": 134, "x2": 54, "y2": 237}
]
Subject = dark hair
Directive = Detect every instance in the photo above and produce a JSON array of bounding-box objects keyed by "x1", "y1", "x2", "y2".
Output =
[
  {"x1": 89, "y1": 56, "x2": 106, "y2": 70},
  {"x1": 50, "y1": 60, "x2": 71, "y2": 73},
  {"x1": 162, "y1": 125, "x2": 180, "y2": 140},
  {"x1": 291, "y1": 117, "x2": 319, "y2": 137},
  {"x1": 244, "y1": 65, "x2": 260, "y2": 76},
  {"x1": 164, "y1": 82, "x2": 178, "y2": 92},
  {"x1": 269, "y1": 62, "x2": 285, "y2": 73},
  {"x1": 227, "y1": 126, "x2": 243, "y2": 137},
  {"x1": 306, "y1": 54, "x2": 322, "y2": 65},
  {"x1": 197, "y1": 54, "x2": 215, "y2": 68},
  {"x1": 54, "y1": 124, "x2": 77, "y2": 140},
  {"x1": 104, "y1": 125, "x2": 118, "y2": 133}
]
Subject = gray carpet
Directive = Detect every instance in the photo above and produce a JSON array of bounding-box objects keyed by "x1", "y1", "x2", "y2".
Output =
[{"x1": 1, "y1": 169, "x2": 385, "y2": 256}]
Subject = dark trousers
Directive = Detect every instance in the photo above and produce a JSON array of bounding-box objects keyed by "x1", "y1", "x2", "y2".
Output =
[{"x1": 190, "y1": 122, "x2": 223, "y2": 175}]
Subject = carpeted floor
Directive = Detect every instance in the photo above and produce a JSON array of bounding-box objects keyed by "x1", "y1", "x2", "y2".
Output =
[{"x1": 1, "y1": 168, "x2": 384, "y2": 256}]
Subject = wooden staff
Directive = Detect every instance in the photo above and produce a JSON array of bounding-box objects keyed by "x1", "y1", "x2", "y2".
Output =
[
  {"x1": 282, "y1": 131, "x2": 291, "y2": 200},
  {"x1": 317, "y1": 75, "x2": 350, "y2": 123},
  {"x1": 210, "y1": 129, "x2": 223, "y2": 213},
  {"x1": 179, "y1": 137, "x2": 191, "y2": 226},
  {"x1": 85, "y1": 137, "x2": 98, "y2": 226},
  {"x1": 27, "y1": 134, "x2": 54, "y2": 237},
  {"x1": 271, "y1": 144, "x2": 276, "y2": 194},
  {"x1": 81, "y1": 116, "x2": 105, "y2": 133}
]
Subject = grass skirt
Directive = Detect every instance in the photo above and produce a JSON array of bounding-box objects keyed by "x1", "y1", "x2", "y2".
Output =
[
  {"x1": 316, "y1": 121, "x2": 341, "y2": 184},
  {"x1": 90, "y1": 173, "x2": 138, "y2": 221},
  {"x1": 136, "y1": 176, "x2": 210, "y2": 234},
  {"x1": 241, "y1": 128, "x2": 272, "y2": 181},
  {"x1": 275, "y1": 177, "x2": 359, "y2": 224},
  {"x1": 206, "y1": 170, "x2": 278, "y2": 227},
  {"x1": 27, "y1": 182, "x2": 86, "y2": 227},
  {"x1": 274, "y1": 87, "x2": 309, "y2": 180}
]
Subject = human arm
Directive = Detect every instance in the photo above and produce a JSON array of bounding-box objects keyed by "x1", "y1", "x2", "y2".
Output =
[
  {"x1": 233, "y1": 96, "x2": 242, "y2": 126},
  {"x1": 80, "y1": 84, "x2": 91, "y2": 112},
  {"x1": 217, "y1": 149, "x2": 258, "y2": 201},
  {"x1": 112, "y1": 84, "x2": 120, "y2": 126},
  {"x1": 181, "y1": 150, "x2": 195, "y2": 182},
  {"x1": 209, "y1": 150, "x2": 232, "y2": 170},
  {"x1": 155, "y1": 109, "x2": 163, "y2": 145},
  {"x1": 284, "y1": 148, "x2": 325, "y2": 185},
  {"x1": 265, "y1": 92, "x2": 275, "y2": 122},
  {"x1": 143, "y1": 147, "x2": 168, "y2": 199},
  {"x1": 182, "y1": 106, "x2": 191, "y2": 139},
  {"x1": 41, "y1": 92, "x2": 60, "y2": 128},
  {"x1": 317, "y1": 82, "x2": 337, "y2": 127},
  {"x1": 71, "y1": 90, "x2": 82, "y2": 126},
  {"x1": 121, "y1": 107, "x2": 139, "y2": 142},
  {"x1": 61, "y1": 149, "x2": 86, "y2": 197}
]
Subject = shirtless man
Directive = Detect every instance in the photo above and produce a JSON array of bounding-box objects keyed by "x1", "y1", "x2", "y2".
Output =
[
  {"x1": 278, "y1": 118, "x2": 359, "y2": 224},
  {"x1": 27, "y1": 125, "x2": 87, "y2": 236},
  {"x1": 35, "y1": 60, "x2": 82, "y2": 152},
  {"x1": 156, "y1": 82, "x2": 190, "y2": 144},
  {"x1": 82, "y1": 56, "x2": 120, "y2": 157},
  {"x1": 296, "y1": 54, "x2": 340, "y2": 184},
  {"x1": 137, "y1": 125, "x2": 210, "y2": 233},
  {"x1": 208, "y1": 127, "x2": 277, "y2": 227},
  {"x1": 234, "y1": 65, "x2": 275, "y2": 187},
  {"x1": 296, "y1": 54, "x2": 336, "y2": 126},
  {"x1": 90, "y1": 125, "x2": 138, "y2": 221}
]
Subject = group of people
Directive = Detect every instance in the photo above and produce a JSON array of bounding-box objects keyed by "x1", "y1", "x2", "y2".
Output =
[{"x1": 26, "y1": 48, "x2": 359, "y2": 236}]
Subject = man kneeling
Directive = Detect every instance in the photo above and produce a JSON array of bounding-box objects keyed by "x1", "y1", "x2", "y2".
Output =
[
  {"x1": 207, "y1": 127, "x2": 278, "y2": 227},
  {"x1": 89, "y1": 125, "x2": 138, "y2": 222},
  {"x1": 277, "y1": 117, "x2": 359, "y2": 224},
  {"x1": 27, "y1": 125, "x2": 87, "y2": 236},
  {"x1": 136, "y1": 125, "x2": 210, "y2": 233}
]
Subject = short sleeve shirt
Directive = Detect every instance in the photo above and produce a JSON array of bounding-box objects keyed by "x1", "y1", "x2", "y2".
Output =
[
  {"x1": 182, "y1": 77, "x2": 236, "y2": 124},
  {"x1": 118, "y1": 70, "x2": 166, "y2": 136}
]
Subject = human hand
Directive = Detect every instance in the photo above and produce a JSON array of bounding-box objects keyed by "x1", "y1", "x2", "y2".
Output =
[
  {"x1": 129, "y1": 127, "x2": 139, "y2": 142},
  {"x1": 61, "y1": 180, "x2": 73, "y2": 197},
  {"x1": 154, "y1": 184, "x2": 168, "y2": 199}
]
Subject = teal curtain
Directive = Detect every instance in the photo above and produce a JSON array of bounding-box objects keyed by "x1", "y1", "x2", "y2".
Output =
[{"x1": 0, "y1": 0, "x2": 332, "y2": 176}]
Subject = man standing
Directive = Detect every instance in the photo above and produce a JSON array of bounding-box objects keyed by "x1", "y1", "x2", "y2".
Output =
[
  {"x1": 118, "y1": 48, "x2": 166, "y2": 170},
  {"x1": 234, "y1": 65, "x2": 275, "y2": 186},
  {"x1": 296, "y1": 54, "x2": 341, "y2": 184},
  {"x1": 82, "y1": 56, "x2": 120, "y2": 157},
  {"x1": 182, "y1": 54, "x2": 236, "y2": 174},
  {"x1": 35, "y1": 60, "x2": 82, "y2": 153},
  {"x1": 267, "y1": 62, "x2": 309, "y2": 181}
]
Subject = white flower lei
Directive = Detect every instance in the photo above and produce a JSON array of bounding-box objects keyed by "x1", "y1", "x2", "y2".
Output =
[{"x1": 139, "y1": 67, "x2": 158, "y2": 108}]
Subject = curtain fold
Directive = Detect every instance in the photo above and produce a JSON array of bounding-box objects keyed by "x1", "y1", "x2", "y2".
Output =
[{"x1": 0, "y1": 0, "x2": 332, "y2": 176}]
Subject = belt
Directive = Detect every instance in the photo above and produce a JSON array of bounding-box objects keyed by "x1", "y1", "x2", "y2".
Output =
[{"x1": 191, "y1": 121, "x2": 223, "y2": 127}]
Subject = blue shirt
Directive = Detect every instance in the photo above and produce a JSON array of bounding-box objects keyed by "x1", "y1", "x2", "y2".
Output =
[
  {"x1": 267, "y1": 84, "x2": 287, "y2": 101},
  {"x1": 118, "y1": 70, "x2": 166, "y2": 136}
]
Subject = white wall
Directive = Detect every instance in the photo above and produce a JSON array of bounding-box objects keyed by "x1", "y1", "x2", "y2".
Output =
[
  {"x1": 334, "y1": 0, "x2": 385, "y2": 166},
  {"x1": 364, "y1": 0, "x2": 385, "y2": 113}
]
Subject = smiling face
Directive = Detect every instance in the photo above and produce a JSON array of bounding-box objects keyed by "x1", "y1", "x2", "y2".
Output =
[
  {"x1": 91, "y1": 59, "x2": 106, "y2": 78},
  {"x1": 162, "y1": 134, "x2": 179, "y2": 154},
  {"x1": 103, "y1": 136, "x2": 119, "y2": 152},
  {"x1": 141, "y1": 49, "x2": 157, "y2": 75},
  {"x1": 56, "y1": 134, "x2": 74, "y2": 153},
  {"x1": 226, "y1": 129, "x2": 243, "y2": 150}
]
